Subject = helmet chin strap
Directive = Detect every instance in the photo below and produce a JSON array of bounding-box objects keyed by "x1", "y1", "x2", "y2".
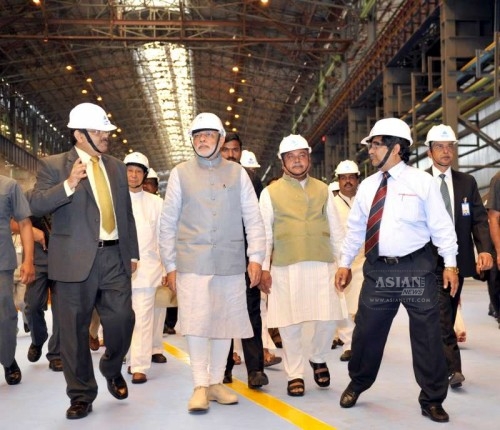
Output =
[
  {"x1": 82, "y1": 130, "x2": 103, "y2": 154},
  {"x1": 191, "y1": 133, "x2": 221, "y2": 159},
  {"x1": 374, "y1": 143, "x2": 394, "y2": 170}
]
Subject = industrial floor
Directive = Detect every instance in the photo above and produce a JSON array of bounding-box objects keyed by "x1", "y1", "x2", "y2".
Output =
[{"x1": 1, "y1": 278, "x2": 499, "y2": 430}]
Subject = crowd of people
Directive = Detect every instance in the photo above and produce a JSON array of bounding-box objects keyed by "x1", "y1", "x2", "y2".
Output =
[{"x1": 1, "y1": 104, "x2": 499, "y2": 424}]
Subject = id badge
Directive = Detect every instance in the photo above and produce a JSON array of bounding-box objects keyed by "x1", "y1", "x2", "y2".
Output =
[{"x1": 461, "y1": 199, "x2": 470, "y2": 216}]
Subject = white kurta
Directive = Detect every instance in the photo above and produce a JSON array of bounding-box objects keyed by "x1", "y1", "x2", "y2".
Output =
[
  {"x1": 260, "y1": 179, "x2": 348, "y2": 328},
  {"x1": 128, "y1": 190, "x2": 165, "y2": 372},
  {"x1": 130, "y1": 191, "x2": 164, "y2": 289},
  {"x1": 333, "y1": 192, "x2": 365, "y2": 314},
  {"x1": 159, "y1": 166, "x2": 265, "y2": 339}
]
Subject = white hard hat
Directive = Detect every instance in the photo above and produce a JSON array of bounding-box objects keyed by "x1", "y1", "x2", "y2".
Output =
[
  {"x1": 278, "y1": 134, "x2": 311, "y2": 159},
  {"x1": 146, "y1": 167, "x2": 158, "y2": 180},
  {"x1": 328, "y1": 181, "x2": 340, "y2": 192},
  {"x1": 424, "y1": 124, "x2": 457, "y2": 146},
  {"x1": 189, "y1": 112, "x2": 226, "y2": 137},
  {"x1": 240, "y1": 150, "x2": 261, "y2": 168},
  {"x1": 124, "y1": 151, "x2": 149, "y2": 171},
  {"x1": 335, "y1": 160, "x2": 360, "y2": 176},
  {"x1": 361, "y1": 118, "x2": 413, "y2": 145},
  {"x1": 67, "y1": 103, "x2": 117, "y2": 131}
]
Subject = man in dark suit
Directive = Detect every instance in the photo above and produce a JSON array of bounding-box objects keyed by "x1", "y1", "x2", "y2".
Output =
[
  {"x1": 31, "y1": 103, "x2": 139, "y2": 420},
  {"x1": 425, "y1": 124, "x2": 493, "y2": 389}
]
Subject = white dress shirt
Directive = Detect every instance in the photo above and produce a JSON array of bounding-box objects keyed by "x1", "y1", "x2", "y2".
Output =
[{"x1": 340, "y1": 161, "x2": 458, "y2": 268}]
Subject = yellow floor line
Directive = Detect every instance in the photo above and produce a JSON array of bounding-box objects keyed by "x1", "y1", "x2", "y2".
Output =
[{"x1": 163, "y1": 342, "x2": 336, "y2": 430}]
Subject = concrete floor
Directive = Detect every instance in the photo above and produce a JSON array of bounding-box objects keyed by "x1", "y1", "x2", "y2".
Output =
[{"x1": 1, "y1": 278, "x2": 499, "y2": 430}]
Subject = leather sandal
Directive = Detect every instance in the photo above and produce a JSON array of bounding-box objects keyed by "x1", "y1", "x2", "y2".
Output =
[
  {"x1": 309, "y1": 360, "x2": 330, "y2": 387},
  {"x1": 287, "y1": 378, "x2": 305, "y2": 396}
]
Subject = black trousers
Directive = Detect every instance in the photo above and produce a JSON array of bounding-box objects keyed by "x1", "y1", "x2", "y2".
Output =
[
  {"x1": 348, "y1": 244, "x2": 448, "y2": 407},
  {"x1": 225, "y1": 274, "x2": 264, "y2": 375},
  {"x1": 55, "y1": 246, "x2": 135, "y2": 404},
  {"x1": 25, "y1": 265, "x2": 60, "y2": 361},
  {"x1": 437, "y1": 268, "x2": 465, "y2": 374}
]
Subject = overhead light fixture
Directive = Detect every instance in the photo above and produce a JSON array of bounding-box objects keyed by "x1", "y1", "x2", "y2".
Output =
[
  {"x1": 227, "y1": 106, "x2": 232, "y2": 111},
  {"x1": 234, "y1": 114, "x2": 240, "y2": 119},
  {"x1": 232, "y1": 128, "x2": 237, "y2": 132},
  {"x1": 237, "y1": 97, "x2": 243, "y2": 103},
  {"x1": 65, "y1": 65, "x2": 73, "y2": 71},
  {"x1": 86, "y1": 78, "x2": 92, "y2": 83},
  {"x1": 229, "y1": 88, "x2": 235, "y2": 94},
  {"x1": 241, "y1": 79, "x2": 246, "y2": 83},
  {"x1": 97, "y1": 96, "x2": 102, "y2": 101},
  {"x1": 225, "y1": 121, "x2": 230, "y2": 126},
  {"x1": 232, "y1": 66, "x2": 239, "y2": 72},
  {"x1": 81, "y1": 89, "x2": 88, "y2": 94}
]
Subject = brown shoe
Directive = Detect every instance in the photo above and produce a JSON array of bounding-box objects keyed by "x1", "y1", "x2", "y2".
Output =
[
  {"x1": 89, "y1": 335, "x2": 100, "y2": 351},
  {"x1": 132, "y1": 372, "x2": 147, "y2": 384}
]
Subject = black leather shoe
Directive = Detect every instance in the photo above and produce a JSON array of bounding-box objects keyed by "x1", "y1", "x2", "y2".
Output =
[
  {"x1": 340, "y1": 385, "x2": 360, "y2": 408},
  {"x1": 106, "y1": 374, "x2": 128, "y2": 400},
  {"x1": 66, "y1": 402, "x2": 93, "y2": 420},
  {"x1": 223, "y1": 371, "x2": 232, "y2": 384},
  {"x1": 340, "y1": 350, "x2": 352, "y2": 362},
  {"x1": 449, "y1": 371, "x2": 465, "y2": 389},
  {"x1": 49, "y1": 358, "x2": 63, "y2": 372},
  {"x1": 151, "y1": 353, "x2": 167, "y2": 363},
  {"x1": 248, "y1": 370, "x2": 269, "y2": 389},
  {"x1": 421, "y1": 404, "x2": 449, "y2": 423},
  {"x1": 4, "y1": 359, "x2": 22, "y2": 385},
  {"x1": 27, "y1": 343, "x2": 43, "y2": 362}
]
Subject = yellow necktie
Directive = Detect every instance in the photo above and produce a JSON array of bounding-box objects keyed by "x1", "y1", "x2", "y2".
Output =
[{"x1": 90, "y1": 156, "x2": 116, "y2": 234}]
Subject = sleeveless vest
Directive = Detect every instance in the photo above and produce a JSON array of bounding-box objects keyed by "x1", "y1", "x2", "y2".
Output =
[{"x1": 268, "y1": 175, "x2": 332, "y2": 266}]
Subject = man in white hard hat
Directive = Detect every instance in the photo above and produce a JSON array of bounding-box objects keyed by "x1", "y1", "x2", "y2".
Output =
[
  {"x1": 143, "y1": 167, "x2": 160, "y2": 195},
  {"x1": 219, "y1": 133, "x2": 271, "y2": 390},
  {"x1": 159, "y1": 113, "x2": 266, "y2": 412},
  {"x1": 335, "y1": 118, "x2": 459, "y2": 423},
  {"x1": 30, "y1": 103, "x2": 139, "y2": 420},
  {"x1": 259, "y1": 134, "x2": 346, "y2": 397},
  {"x1": 425, "y1": 124, "x2": 492, "y2": 389},
  {"x1": 331, "y1": 160, "x2": 363, "y2": 362},
  {"x1": 124, "y1": 152, "x2": 167, "y2": 384}
]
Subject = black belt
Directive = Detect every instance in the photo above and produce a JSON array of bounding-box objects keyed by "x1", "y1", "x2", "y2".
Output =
[
  {"x1": 97, "y1": 239, "x2": 119, "y2": 248},
  {"x1": 378, "y1": 244, "x2": 428, "y2": 265}
]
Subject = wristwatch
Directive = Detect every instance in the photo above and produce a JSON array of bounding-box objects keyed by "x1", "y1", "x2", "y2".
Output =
[{"x1": 444, "y1": 266, "x2": 459, "y2": 274}]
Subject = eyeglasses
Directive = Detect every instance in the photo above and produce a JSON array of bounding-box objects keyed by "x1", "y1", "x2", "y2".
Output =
[
  {"x1": 86, "y1": 129, "x2": 111, "y2": 135},
  {"x1": 431, "y1": 143, "x2": 455, "y2": 152},
  {"x1": 192, "y1": 130, "x2": 218, "y2": 140},
  {"x1": 366, "y1": 140, "x2": 386, "y2": 150}
]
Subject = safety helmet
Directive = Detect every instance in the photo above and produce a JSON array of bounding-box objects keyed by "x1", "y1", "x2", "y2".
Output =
[
  {"x1": 424, "y1": 124, "x2": 457, "y2": 146},
  {"x1": 189, "y1": 112, "x2": 226, "y2": 137},
  {"x1": 67, "y1": 103, "x2": 117, "y2": 131},
  {"x1": 328, "y1": 181, "x2": 340, "y2": 192},
  {"x1": 361, "y1": 118, "x2": 413, "y2": 145},
  {"x1": 278, "y1": 134, "x2": 311, "y2": 159},
  {"x1": 146, "y1": 167, "x2": 159, "y2": 180},
  {"x1": 335, "y1": 160, "x2": 360, "y2": 176},
  {"x1": 240, "y1": 150, "x2": 261, "y2": 168},
  {"x1": 124, "y1": 152, "x2": 149, "y2": 173}
]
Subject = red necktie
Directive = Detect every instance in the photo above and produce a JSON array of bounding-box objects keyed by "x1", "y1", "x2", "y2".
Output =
[{"x1": 365, "y1": 172, "x2": 389, "y2": 262}]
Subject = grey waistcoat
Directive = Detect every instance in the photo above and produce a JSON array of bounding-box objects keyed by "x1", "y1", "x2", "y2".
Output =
[{"x1": 175, "y1": 156, "x2": 246, "y2": 275}]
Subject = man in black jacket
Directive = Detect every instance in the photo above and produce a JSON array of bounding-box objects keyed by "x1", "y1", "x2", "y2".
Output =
[{"x1": 425, "y1": 124, "x2": 493, "y2": 389}]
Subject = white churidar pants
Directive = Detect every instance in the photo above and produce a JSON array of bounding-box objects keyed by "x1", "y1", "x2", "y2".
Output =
[
  {"x1": 280, "y1": 320, "x2": 337, "y2": 381},
  {"x1": 186, "y1": 336, "x2": 231, "y2": 387}
]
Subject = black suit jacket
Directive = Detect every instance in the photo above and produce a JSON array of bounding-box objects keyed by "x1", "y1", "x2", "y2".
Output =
[
  {"x1": 427, "y1": 167, "x2": 492, "y2": 277},
  {"x1": 30, "y1": 147, "x2": 139, "y2": 282}
]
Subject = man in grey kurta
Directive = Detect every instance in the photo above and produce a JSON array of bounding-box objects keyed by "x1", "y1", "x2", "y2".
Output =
[{"x1": 159, "y1": 112, "x2": 266, "y2": 413}]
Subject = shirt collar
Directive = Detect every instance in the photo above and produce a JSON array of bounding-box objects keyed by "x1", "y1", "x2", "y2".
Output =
[{"x1": 431, "y1": 164, "x2": 451, "y2": 178}]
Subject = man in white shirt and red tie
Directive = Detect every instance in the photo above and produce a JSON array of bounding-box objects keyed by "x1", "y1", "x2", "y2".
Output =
[{"x1": 335, "y1": 118, "x2": 459, "y2": 423}]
